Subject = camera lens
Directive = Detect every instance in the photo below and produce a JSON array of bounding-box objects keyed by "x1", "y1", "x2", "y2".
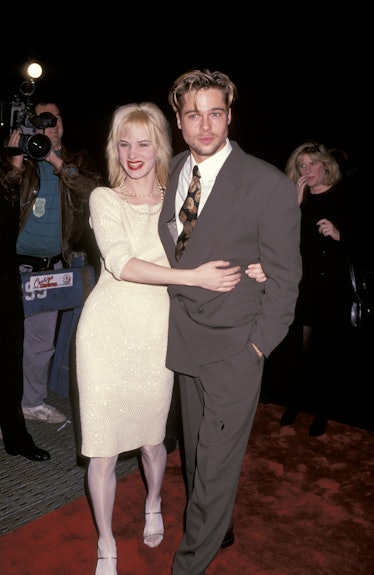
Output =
[{"x1": 25, "y1": 134, "x2": 52, "y2": 160}]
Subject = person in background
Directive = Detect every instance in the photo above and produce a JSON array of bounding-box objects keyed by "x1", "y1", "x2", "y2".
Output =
[
  {"x1": 0, "y1": 145, "x2": 50, "y2": 461},
  {"x1": 8, "y1": 100, "x2": 103, "y2": 424},
  {"x1": 279, "y1": 142, "x2": 357, "y2": 436},
  {"x1": 158, "y1": 69, "x2": 302, "y2": 575},
  {"x1": 75, "y1": 102, "x2": 245, "y2": 575}
]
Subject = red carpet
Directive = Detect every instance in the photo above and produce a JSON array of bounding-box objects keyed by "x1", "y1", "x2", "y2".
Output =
[{"x1": 1, "y1": 403, "x2": 373, "y2": 575}]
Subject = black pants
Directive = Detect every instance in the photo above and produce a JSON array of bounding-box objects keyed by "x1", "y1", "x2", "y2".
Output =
[{"x1": 0, "y1": 288, "x2": 34, "y2": 451}]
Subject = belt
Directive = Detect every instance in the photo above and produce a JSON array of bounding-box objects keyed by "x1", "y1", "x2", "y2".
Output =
[{"x1": 17, "y1": 253, "x2": 63, "y2": 272}]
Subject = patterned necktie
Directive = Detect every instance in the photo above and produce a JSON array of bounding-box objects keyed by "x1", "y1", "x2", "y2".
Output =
[{"x1": 175, "y1": 165, "x2": 201, "y2": 261}]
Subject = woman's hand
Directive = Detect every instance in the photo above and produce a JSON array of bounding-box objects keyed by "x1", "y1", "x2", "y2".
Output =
[
  {"x1": 317, "y1": 218, "x2": 340, "y2": 241},
  {"x1": 194, "y1": 261, "x2": 242, "y2": 291},
  {"x1": 245, "y1": 262, "x2": 266, "y2": 282},
  {"x1": 296, "y1": 176, "x2": 309, "y2": 205}
]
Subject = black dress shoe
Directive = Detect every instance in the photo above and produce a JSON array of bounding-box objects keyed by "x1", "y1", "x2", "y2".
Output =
[
  {"x1": 5, "y1": 443, "x2": 51, "y2": 461},
  {"x1": 280, "y1": 407, "x2": 298, "y2": 427},
  {"x1": 221, "y1": 524, "x2": 235, "y2": 548},
  {"x1": 309, "y1": 416, "x2": 328, "y2": 437}
]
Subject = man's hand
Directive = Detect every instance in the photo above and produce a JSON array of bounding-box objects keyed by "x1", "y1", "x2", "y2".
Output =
[
  {"x1": 246, "y1": 262, "x2": 266, "y2": 282},
  {"x1": 7, "y1": 130, "x2": 24, "y2": 168}
]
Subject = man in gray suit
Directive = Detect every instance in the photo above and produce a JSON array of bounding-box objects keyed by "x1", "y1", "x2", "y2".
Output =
[{"x1": 158, "y1": 69, "x2": 302, "y2": 575}]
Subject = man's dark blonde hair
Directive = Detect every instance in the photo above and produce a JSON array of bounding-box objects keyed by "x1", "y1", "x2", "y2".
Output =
[{"x1": 168, "y1": 69, "x2": 237, "y2": 113}]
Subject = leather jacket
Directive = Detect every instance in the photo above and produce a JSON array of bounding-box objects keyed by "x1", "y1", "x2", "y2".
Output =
[{"x1": 16, "y1": 145, "x2": 103, "y2": 265}]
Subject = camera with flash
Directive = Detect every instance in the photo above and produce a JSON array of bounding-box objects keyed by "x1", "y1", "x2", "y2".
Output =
[
  {"x1": 0, "y1": 59, "x2": 54, "y2": 161},
  {"x1": 8, "y1": 97, "x2": 56, "y2": 160}
]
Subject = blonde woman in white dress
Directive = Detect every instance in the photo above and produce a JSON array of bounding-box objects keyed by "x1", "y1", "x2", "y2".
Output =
[{"x1": 75, "y1": 102, "x2": 244, "y2": 575}]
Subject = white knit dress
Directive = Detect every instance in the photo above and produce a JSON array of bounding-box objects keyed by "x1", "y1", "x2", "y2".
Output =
[{"x1": 76, "y1": 187, "x2": 174, "y2": 457}]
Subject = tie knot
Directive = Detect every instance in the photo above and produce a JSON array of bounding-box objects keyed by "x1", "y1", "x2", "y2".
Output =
[{"x1": 193, "y1": 165, "x2": 200, "y2": 178}]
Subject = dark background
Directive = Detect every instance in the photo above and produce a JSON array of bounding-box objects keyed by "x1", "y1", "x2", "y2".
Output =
[
  {"x1": 0, "y1": 12, "x2": 370, "y2": 183},
  {"x1": 1, "y1": 18, "x2": 372, "y2": 429}
]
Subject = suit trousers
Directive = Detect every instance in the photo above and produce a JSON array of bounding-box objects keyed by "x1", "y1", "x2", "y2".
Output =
[{"x1": 172, "y1": 344, "x2": 264, "y2": 575}]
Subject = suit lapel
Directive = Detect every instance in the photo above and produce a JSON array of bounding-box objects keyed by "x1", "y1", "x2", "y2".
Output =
[{"x1": 160, "y1": 146, "x2": 244, "y2": 265}]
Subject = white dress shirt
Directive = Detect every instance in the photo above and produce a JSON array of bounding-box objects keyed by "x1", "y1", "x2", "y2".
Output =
[{"x1": 175, "y1": 139, "x2": 232, "y2": 236}]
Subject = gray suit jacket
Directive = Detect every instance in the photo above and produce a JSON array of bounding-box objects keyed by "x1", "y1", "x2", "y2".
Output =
[{"x1": 158, "y1": 141, "x2": 302, "y2": 375}]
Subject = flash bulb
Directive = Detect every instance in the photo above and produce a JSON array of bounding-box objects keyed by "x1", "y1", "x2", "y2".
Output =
[{"x1": 26, "y1": 62, "x2": 43, "y2": 80}]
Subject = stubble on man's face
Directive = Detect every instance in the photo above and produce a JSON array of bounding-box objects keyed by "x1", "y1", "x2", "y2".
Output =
[{"x1": 177, "y1": 89, "x2": 231, "y2": 163}]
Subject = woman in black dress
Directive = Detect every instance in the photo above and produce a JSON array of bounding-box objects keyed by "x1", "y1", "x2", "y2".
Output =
[{"x1": 280, "y1": 142, "x2": 356, "y2": 436}]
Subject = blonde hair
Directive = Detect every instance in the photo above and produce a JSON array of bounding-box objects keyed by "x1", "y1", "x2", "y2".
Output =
[
  {"x1": 285, "y1": 142, "x2": 341, "y2": 187},
  {"x1": 168, "y1": 69, "x2": 237, "y2": 114},
  {"x1": 106, "y1": 102, "x2": 172, "y2": 189}
]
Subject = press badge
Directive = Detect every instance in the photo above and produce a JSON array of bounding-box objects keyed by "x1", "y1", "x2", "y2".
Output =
[{"x1": 33, "y1": 197, "x2": 46, "y2": 217}]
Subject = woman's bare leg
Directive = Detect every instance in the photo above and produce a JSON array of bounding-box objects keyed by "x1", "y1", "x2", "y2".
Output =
[
  {"x1": 141, "y1": 442, "x2": 167, "y2": 547},
  {"x1": 87, "y1": 456, "x2": 118, "y2": 575}
]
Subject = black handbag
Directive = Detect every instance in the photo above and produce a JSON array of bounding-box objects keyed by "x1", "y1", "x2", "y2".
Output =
[{"x1": 349, "y1": 260, "x2": 373, "y2": 329}]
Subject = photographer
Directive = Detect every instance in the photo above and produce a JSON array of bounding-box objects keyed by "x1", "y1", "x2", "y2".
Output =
[{"x1": 9, "y1": 101, "x2": 103, "y2": 425}]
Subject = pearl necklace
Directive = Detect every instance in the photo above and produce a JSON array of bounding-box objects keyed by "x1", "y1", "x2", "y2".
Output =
[
  {"x1": 118, "y1": 179, "x2": 165, "y2": 215},
  {"x1": 119, "y1": 178, "x2": 161, "y2": 198}
]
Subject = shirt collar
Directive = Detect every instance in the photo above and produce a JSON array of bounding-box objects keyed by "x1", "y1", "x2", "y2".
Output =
[{"x1": 189, "y1": 139, "x2": 232, "y2": 181}]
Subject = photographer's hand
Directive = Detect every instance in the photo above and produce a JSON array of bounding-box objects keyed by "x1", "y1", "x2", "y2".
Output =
[
  {"x1": 8, "y1": 129, "x2": 24, "y2": 168},
  {"x1": 43, "y1": 146, "x2": 63, "y2": 171}
]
